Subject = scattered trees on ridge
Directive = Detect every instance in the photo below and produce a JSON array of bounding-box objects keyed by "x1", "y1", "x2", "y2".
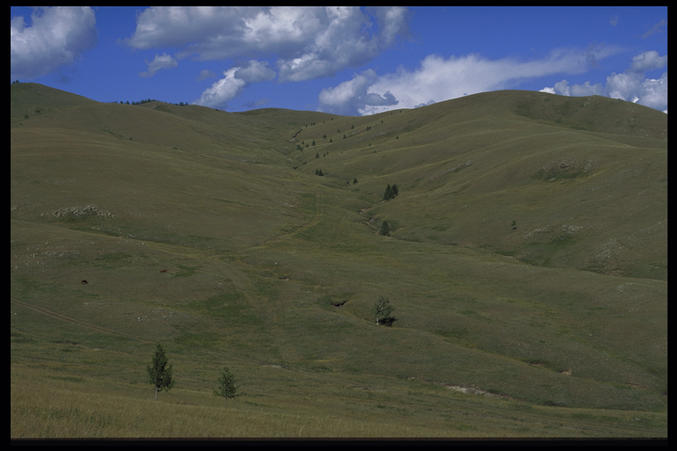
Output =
[{"x1": 115, "y1": 99, "x2": 189, "y2": 106}]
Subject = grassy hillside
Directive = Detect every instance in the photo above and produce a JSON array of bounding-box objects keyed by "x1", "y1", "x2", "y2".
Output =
[
  {"x1": 287, "y1": 90, "x2": 667, "y2": 280},
  {"x1": 10, "y1": 83, "x2": 667, "y2": 438}
]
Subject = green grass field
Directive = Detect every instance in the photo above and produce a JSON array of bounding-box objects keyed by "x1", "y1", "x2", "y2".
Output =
[{"x1": 10, "y1": 83, "x2": 667, "y2": 438}]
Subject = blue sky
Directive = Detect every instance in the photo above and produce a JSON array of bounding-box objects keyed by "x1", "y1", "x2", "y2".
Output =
[{"x1": 10, "y1": 6, "x2": 668, "y2": 115}]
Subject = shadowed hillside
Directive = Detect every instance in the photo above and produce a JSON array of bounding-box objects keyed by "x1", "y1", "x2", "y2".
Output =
[{"x1": 11, "y1": 83, "x2": 667, "y2": 438}]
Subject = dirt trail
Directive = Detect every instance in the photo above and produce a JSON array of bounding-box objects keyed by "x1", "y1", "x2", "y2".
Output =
[
  {"x1": 11, "y1": 297, "x2": 152, "y2": 344},
  {"x1": 248, "y1": 192, "x2": 323, "y2": 251}
]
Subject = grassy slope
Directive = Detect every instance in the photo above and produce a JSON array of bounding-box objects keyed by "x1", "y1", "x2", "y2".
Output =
[
  {"x1": 290, "y1": 90, "x2": 667, "y2": 280},
  {"x1": 10, "y1": 83, "x2": 667, "y2": 438}
]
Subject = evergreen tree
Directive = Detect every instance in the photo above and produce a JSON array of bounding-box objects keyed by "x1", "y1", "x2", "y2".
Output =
[
  {"x1": 383, "y1": 184, "x2": 392, "y2": 200},
  {"x1": 147, "y1": 344, "x2": 174, "y2": 400},
  {"x1": 215, "y1": 367, "x2": 237, "y2": 401},
  {"x1": 379, "y1": 220, "x2": 391, "y2": 236},
  {"x1": 383, "y1": 184, "x2": 399, "y2": 200},
  {"x1": 374, "y1": 296, "x2": 395, "y2": 326}
]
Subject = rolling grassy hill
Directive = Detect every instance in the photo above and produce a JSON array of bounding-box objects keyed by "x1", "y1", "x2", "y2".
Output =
[{"x1": 10, "y1": 82, "x2": 667, "y2": 438}]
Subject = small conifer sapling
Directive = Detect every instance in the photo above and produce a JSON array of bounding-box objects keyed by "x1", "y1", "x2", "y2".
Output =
[{"x1": 215, "y1": 367, "x2": 237, "y2": 401}]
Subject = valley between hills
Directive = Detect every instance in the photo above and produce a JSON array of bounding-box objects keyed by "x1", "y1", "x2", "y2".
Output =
[{"x1": 11, "y1": 82, "x2": 667, "y2": 438}]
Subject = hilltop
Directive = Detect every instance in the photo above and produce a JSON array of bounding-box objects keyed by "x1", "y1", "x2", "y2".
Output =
[{"x1": 11, "y1": 83, "x2": 667, "y2": 438}]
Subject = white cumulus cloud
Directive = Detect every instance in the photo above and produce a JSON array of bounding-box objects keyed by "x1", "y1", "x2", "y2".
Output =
[
  {"x1": 194, "y1": 68, "x2": 246, "y2": 109},
  {"x1": 634, "y1": 72, "x2": 667, "y2": 110},
  {"x1": 543, "y1": 79, "x2": 604, "y2": 97},
  {"x1": 276, "y1": 6, "x2": 408, "y2": 82},
  {"x1": 233, "y1": 59, "x2": 276, "y2": 83},
  {"x1": 194, "y1": 60, "x2": 275, "y2": 109},
  {"x1": 321, "y1": 47, "x2": 612, "y2": 116},
  {"x1": 126, "y1": 6, "x2": 408, "y2": 83},
  {"x1": 125, "y1": 6, "x2": 247, "y2": 51},
  {"x1": 318, "y1": 69, "x2": 397, "y2": 115},
  {"x1": 541, "y1": 50, "x2": 667, "y2": 112},
  {"x1": 140, "y1": 53, "x2": 178, "y2": 78},
  {"x1": 197, "y1": 69, "x2": 216, "y2": 81},
  {"x1": 629, "y1": 50, "x2": 667, "y2": 73},
  {"x1": 11, "y1": 6, "x2": 97, "y2": 80}
]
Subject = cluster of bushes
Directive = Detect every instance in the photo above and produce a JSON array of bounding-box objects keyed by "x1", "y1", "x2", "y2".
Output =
[
  {"x1": 380, "y1": 184, "x2": 400, "y2": 236},
  {"x1": 383, "y1": 184, "x2": 399, "y2": 200}
]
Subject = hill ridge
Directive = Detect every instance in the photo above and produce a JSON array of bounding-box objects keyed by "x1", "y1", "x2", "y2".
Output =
[{"x1": 10, "y1": 81, "x2": 667, "y2": 437}]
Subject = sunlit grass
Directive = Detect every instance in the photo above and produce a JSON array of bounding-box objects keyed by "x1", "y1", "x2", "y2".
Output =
[
  {"x1": 11, "y1": 84, "x2": 666, "y2": 438},
  {"x1": 11, "y1": 365, "x2": 666, "y2": 438}
]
